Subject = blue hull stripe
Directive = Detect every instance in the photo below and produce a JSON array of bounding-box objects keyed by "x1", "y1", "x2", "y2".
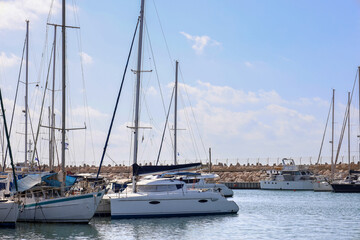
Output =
[{"x1": 24, "y1": 192, "x2": 102, "y2": 208}]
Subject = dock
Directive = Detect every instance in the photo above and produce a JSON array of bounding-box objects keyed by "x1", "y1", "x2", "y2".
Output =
[{"x1": 222, "y1": 182, "x2": 260, "y2": 189}]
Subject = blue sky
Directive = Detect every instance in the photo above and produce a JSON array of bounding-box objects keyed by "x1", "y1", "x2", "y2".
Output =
[{"x1": 1, "y1": 0, "x2": 360, "y2": 167}]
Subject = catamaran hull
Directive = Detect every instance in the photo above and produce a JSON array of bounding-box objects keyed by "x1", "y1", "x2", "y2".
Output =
[
  {"x1": 0, "y1": 200, "x2": 18, "y2": 227},
  {"x1": 110, "y1": 191, "x2": 239, "y2": 219},
  {"x1": 260, "y1": 180, "x2": 314, "y2": 190},
  {"x1": 18, "y1": 191, "x2": 104, "y2": 223}
]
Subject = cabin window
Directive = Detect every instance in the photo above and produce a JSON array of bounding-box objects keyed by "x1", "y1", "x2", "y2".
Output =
[
  {"x1": 149, "y1": 201, "x2": 160, "y2": 204},
  {"x1": 198, "y1": 199, "x2": 208, "y2": 203}
]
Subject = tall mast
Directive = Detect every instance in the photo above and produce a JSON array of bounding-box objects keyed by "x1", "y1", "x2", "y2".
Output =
[
  {"x1": 25, "y1": 20, "x2": 29, "y2": 168},
  {"x1": 50, "y1": 26, "x2": 57, "y2": 171},
  {"x1": 61, "y1": 0, "x2": 66, "y2": 194},
  {"x1": 132, "y1": 0, "x2": 145, "y2": 193},
  {"x1": 174, "y1": 60, "x2": 178, "y2": 165},
  {"x1": 358, "y1": 67, "x2": 360, "y2": 167},
  {"x1": 331, "y1": 89, "x2": 335, "y2": 180},
  {"x1": 348, "y1": 92, "x2": 351, "y2": 173}
]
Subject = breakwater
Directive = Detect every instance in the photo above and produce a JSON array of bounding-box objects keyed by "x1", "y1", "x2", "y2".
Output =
[{"x1": 15, "y1": 162, "x2": 359, "y2": 183}]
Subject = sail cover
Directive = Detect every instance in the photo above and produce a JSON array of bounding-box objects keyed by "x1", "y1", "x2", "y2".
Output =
[
  {"x1": 133, "y1": 162, "x2": 202, "y2": 176},
  {"x1": 12, "y1": 172, "x2": 49, "y2": 192}
]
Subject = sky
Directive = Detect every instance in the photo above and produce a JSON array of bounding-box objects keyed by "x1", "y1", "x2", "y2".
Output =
[{"x1": 0, "y1": 0, "x2": 360, "y2": 167}]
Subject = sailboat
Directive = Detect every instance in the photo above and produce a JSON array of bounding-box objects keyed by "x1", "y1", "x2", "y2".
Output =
[
  {"x1": 331, "y1": 69, "x2": 360, "y2": 193},
  {"x1": 0, "y1": 90, "x2": 19, "y2": 227},
  {"x1": 0, "y1": 174, "x2": 18, "y2": 227},
  {"x1": 16, "y1": 0, "x2": 104, "y2": 223},
  {"x1": 108, "y1": 0, "x2": 238, "y2": 218},
  {"x1": 313, "y1": 89, "x2": 335, "y2": 192}
]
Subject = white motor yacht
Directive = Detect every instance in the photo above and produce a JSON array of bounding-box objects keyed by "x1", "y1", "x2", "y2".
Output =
[{"x1": 260, "y1": 158, "x2": 315, "y2": 190}]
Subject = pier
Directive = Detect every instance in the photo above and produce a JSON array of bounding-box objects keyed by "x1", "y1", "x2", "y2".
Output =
[{"x1": 223, "y1": 182, "x2": 260, "y2": 189}]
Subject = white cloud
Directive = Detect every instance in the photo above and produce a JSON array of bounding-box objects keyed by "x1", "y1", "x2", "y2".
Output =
[
  {"x1": 179, "y1": 80, "x2": 284, "y2": 106},
  {"x1": 0, "y1": 0, "x2": 61, "y2": 30},
  {"x1": 0, "y1": 52, "x2": 20, "y2": 68},
  {"x1": 146, "y1": 86, "x2": 157, "y2": 96},
  {"x1": 180, "y1": 31, "x2": 220, "y2": 54},
  {"x1": 79, "y1": 52, "x2": 93, "y2": 65},
  {"x1": 244, "y1": 61, "x2": 254, "y2": 68},
  {"x1": 71, "y1": 106, "x2": 108, "y2": 119},
  {"x1": 170, "y1": 81, "x2": 333, "y2": 159}
]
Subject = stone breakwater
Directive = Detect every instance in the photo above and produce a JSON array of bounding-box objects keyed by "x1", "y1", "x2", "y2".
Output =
[{"x1": 33, "y1": 162, "x2": 360, "y2": 182}]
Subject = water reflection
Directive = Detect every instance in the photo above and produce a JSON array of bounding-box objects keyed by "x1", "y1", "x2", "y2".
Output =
[
  {"x1": 0, "y1": 222, "x2": 99, "y2": 240},
  {"x1": 92, "y1": 214, "x2": 238, "y2": 240}
]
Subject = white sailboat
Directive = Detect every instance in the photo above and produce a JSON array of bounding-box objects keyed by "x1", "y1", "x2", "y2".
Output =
[
  {"x1": 17, "y1": 0, "x2": 104, "y2": 223},
  {"x1": 0, "y1": 174, "x2": 18, "y2": 227},
  {"x1": 0, "y1": 87, "x2": 20, "y2": 227},
  {"x1": 109, "y1": 0, "x2": 239, "y2": 218}
]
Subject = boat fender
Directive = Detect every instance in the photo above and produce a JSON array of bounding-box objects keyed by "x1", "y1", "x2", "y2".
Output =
[{"x1": 19, "y1": 203, "x2": 25, "y2": 212}]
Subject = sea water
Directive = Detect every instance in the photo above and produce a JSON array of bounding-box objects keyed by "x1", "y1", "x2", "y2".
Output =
[{"x1": 1, "y1": 190, "x2": 360, "y2": 240}]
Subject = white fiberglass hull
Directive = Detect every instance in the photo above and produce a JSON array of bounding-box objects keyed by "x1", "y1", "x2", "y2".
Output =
[
  {"x1": 0, "y1": 200, "x2": 19, "y2": 227},
  {"x1": 110, "y1": 190, "x2": 239, "y2": 219},
  {"x1": 18, "y1": 190, "x2": 105, "y2": 223},
  {"x1": 187, "y1": 183, "x2": 233, "y2": 197},
  {"x1": 313, "y1": 181, "x2": 333, "y2": 192},
  {"x1": 260, "y1": 180, "x2": 314, "y2": 190}
]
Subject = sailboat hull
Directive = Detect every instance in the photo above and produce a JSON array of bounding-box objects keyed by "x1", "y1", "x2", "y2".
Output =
[
  {"x1": 18, "y1": 190, "x2": 104, "y2": 223},
  {"x1": 331, "y1": 183, "x2": 360, "y2": 193},
  {"x1": 110, "y1": 191, "x2": 238, "y2": 219},
  {"x1": 0, "y1": 200, "x2": 19, "y2": 227}
]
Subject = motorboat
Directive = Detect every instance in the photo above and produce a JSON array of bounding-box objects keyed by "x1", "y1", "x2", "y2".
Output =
[{"x1": 260, "y1": 158, "x2": 314, "y2": 190}]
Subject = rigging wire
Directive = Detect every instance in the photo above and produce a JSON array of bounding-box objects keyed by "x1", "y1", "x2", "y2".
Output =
[
  {"x1": 152, "y1": 0, "x2": 174, "y2": 69},
  {"x1": 316, "y1": 94, "x2": 333, "y2": 164},
  {"x1": 179, "y1": 89, "x2": 201, "y2": 160},
  {"x1": 335, "y1": 70, "x2": 358, "y2": 165},
  {"x1": 156, "y1": 86, "x2": 175, "y2": 165},
  {"x1": 2, "y1": 35, "x2": 26, "y2": 170},
  {"x1": 144, "y1": 20, "x2": 175, "y2": 156},
  {"x1": 179, "y1": 66, "x2": 208, "y2": 161},
  {"x1": 96, "y1": 18, "x2": 140, "y2": 179},
  {"x1": 30, "y1": 43, "x2": 54, "y2": 165},
  {"x1": 72, "y1": 0, "x2": 96, "y2": 166}
]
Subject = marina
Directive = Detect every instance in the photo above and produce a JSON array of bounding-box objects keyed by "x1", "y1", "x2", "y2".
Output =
[{"x1": 0, "y1": 0, "x2": 360, "y2": 239}]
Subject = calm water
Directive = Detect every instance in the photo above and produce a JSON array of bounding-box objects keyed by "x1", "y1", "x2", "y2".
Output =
[{"x1": 1, "y1": 190, "x2": 360, "y2": 240}]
